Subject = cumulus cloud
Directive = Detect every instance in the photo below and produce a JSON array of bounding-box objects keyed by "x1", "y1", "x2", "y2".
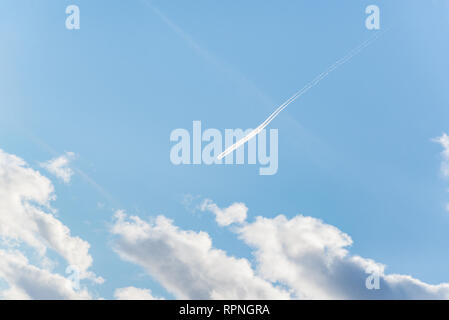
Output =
[
  {"x1": 110, "y1": 211, "x2": 290, "y2": 299},
  {"x1": 114, "y1": 287, "x2": 163, "y2": 300},
  {"x1": 237, "y1": 214, "x2": 449, "y2": 299},
  {"x1": 0, "y1": 148, "x2": 102, "y2": 298},
  {"x1": 434, "y1": 133, "x2": 449, "y2": 177},
  {"x1": 40, "y1": 152, "x2": 76, "y2": 183},
  {"x1": 111, "y1": 201, "x2": 449, "y2": 300},
  {"x1": 200, "y1": 199, "x2": 247, "y2": 226},
  {"x1": 0, "y1": 250, "x2": 91, "y2": 300}
]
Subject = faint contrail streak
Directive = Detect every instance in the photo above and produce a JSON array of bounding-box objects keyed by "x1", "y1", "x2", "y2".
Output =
[
  {"x1": 26, "y1": 134, "x2": 119, "y2": 207},
  {"x1": 140, "y1": 0, "x2": 274, "y2": 107},
  {"x1": 217, "y1": 30, "x2": 387, "y2": 160}
]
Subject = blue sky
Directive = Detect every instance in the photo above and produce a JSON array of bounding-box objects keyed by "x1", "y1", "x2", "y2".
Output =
[{"x1": 1, "y1": 0, "x2": 449, "y2": 299}]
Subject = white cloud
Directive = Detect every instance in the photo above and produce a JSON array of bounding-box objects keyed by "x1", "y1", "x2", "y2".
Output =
[
  {"x1": 237, "y1": 214, "x2": 449, "y2": 299},
  {"x1": 434, "y1": 133, "x2": 449, "y2": 177},
  {"x1": 200, "y1": 199, "x2": 247, "y2": 226},
  {"x1": 110, "y1": 211, "x2": 290, "y2": 299},
  {"x1": 111, "y1": 200, "x2": 449, "y2": 300},
  {"x1": 0, "y1": 148, "x2": 102, "y2": 297},
  {"x1": 33, "y1": 211, "x2": 102, "y2": 282},
  {"x1": 0, "y1": 250, "x2": 91, "y2": 300},
  {"x1": 40, "y1": 152, "x2": 76, "y2": 183},
  {"x1": 114, "y1": 287, "x2": 163, "y2": 300}
]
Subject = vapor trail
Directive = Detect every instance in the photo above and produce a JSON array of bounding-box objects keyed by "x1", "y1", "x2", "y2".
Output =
[{"x1": 217, "y1": 30, "x2": 386, "y2": 160}]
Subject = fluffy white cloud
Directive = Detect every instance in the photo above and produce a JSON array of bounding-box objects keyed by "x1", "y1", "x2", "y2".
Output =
[
  {"x1": 0, "y1": 148, "x2": 102, "y2": 298},
  {"x1": 110, "y1": 211, "x2": 290, "y2": 299},
  {"x1": 200, "y1": 199, "x2": 247, "y2": 226},
  {"x1": 0, "y1": 250, "x2": 91, "y2": 300},
  {"x1": 237, "y1": 214, "x2": 449, "y2": 299},
  {"x1": 114, "y1": 287, "x2": 163, "y2": 300},
  {"x1": 434, "y1": 133, "x2": 449, "y2": 177},
  {"x1": 40, "y1": 152, "x2": 76, "y2": 183},
  {"x1": 111, "y1": 199, "x2": 449, "y2": 300}
]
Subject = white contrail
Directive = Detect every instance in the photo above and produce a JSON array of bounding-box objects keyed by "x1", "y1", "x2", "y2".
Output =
[{"x1": 217, "y1": 30, "x2": 386, "y2": 160}]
